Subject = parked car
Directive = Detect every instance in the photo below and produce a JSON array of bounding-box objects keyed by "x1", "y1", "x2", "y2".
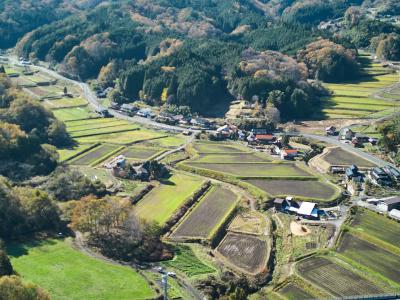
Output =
[{"x1": 167, "y1": 272, "x2": 177, "y2": 278}]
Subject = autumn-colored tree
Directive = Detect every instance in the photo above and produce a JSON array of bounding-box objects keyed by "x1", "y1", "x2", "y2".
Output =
[
  {"x1": 0, "y1": 276, "x2": 50, "y2": 300},
  {"x1": 376, "y1": 34, "x2": 400, "y2": 61},
  {"x1": 297, "y1": 39, "x2": 359, "y2": 82}
]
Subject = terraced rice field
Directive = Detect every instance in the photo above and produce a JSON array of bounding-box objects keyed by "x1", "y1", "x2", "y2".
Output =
[
  {"x1": 278, "y1": 282, "x2": 314, "y2": 300},
  {"x1": 322, "y1": 147, "x2": 376, "y2": 167},
  {"x1": 57, "y1": 143, "x2": 96, "y2": 162},
  {"x1": 53, "y1": 107, "x2": 97, "y2": 121},
  {"x1": 216, "y1": 232, "x2": 269, "y2": 274},
  {"x1": 190, "y1": 152, "x2": 271, "y2": 163},
  {"x1": 71, "y1": 144, "x2": 120, "y2": 165},
  {"x1": 322, "y1": 57, "x2": 399, "y2": 119},
  {"x1": 297, "y1": 257, "x2": 383, "y2": 297},
  {"x1": 194, "y1": 142, "x2": 251, "y2": 153},
  {"x1": 119, "y1": 147, "x2": 163, "y2": 160},
  {"x1": 135, "y1": 173, "x2": 205, "y2": 225},
  {"x1": 351, "y1": 209, "x2": 400, "y2": 249},
  {"x1": 75, "y1": 128, "x2": 167, "y2": 144},
  {"x1": 44, "y1": 97, "x2": 87, "y2": 109},
  {"x1": 186, "y1": 162, "x2": 313, "y2": 178},
  {"x1": 244, "y1": 179, "x2": 339, "y2": 201},
  {"x1": 170, "y1": 186, "x2": 238, "y2": 240},
  {"x1": 337, "y1": 233, "x2": 400, "y2": 283}
]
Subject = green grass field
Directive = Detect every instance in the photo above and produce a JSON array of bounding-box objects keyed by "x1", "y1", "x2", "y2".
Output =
[
  {"x1": 135, "y1": 172, "x2": 205, "y2": 225},
  {"x1": 57, "y1": 143, "x2": 96, "y2": 162},
  {"x1": 161, "y1": 245, "x2": 215, "y2": 277},
  {"x1": 7, "y1": 239, "x2": 156, "y2": 300}
]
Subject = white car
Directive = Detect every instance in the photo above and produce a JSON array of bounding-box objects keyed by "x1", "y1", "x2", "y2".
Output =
[{"x1": 167, "y1": 272, "x2": 177, "y2": 278}]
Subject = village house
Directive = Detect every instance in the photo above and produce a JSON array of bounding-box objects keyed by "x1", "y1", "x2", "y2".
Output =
[
  {"x1": 280, "y1": 148, "x2": 298, "y2": 160},
  {"x1": 377, "y1": 196, "x2": 400, "y2": 212},
  {"x1": 370, "y1": 167, "x2": 393, "y2": 186},
  {"x1": 325, "y1": 126, "x2": 337, "y2": 136},
  {"x1": 297, "y1": 202, "x2": 319, "y2": 220},
  {"x1": 389, "y1": 209, "x2": 400, "y2": 222},
  {"x1": 255, "y1": 134, "x2": 276, "y2": 144},
  {"x1": 340, "y1": 128, "x2": 354, "y2": 140}
]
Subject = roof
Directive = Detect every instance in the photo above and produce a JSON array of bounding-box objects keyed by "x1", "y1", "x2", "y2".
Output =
[
  {"x1": 297, "y1": 202, "x2": 316, "y2": 216},
  {"x1": 389, "y1": 209, "x2": 400, "y2": 220},
  {"x1": 283, "y1": 149, "x2": 298, "y2": 154},
  {"x1": 255, "y1": 134, "x2": 274, "y2": 140},
  {"x1": 274, "y1": 198, "x2": 285, "y2": 204},
  {"x1": 380, "y1": 197, "x2": 400, "y2": 205}
]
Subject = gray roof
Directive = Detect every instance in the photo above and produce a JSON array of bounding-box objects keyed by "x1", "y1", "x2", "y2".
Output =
[
  {"x1": 274, "y1": 198, "x2": 285, "y2": 204},
  {"x1": 381, "y1": 197, "x2": 400, "y2": 205}
]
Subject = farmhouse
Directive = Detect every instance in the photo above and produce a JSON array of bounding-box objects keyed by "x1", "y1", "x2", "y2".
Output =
[
  {"x1": 370, "y1": 167, "x2": 392, "y2": 186},
  {"x1": 273, "y1": 198, "x2": 290, "y2": 211},
  {"x1": 377, "y1": 197, "x2": 400, "y2": 212},
  {"x1": 255, "y1": 134, "x2": 275, "y2": 144},
  {"x1": 280, "y1": 149, "x2": 298, "y2": 160},
  {"x1": 340, "y1": 128, "x2": 354, "y2": 140},
  {"x1": 346, "y1": 165, "x2": 363, "y2": 182},
  {"x1": 325, "y1": 126, "x2": 337, "y2": 135},
  {"x1": 297, "y1": 202, "x2": 319, "y2": 219}
]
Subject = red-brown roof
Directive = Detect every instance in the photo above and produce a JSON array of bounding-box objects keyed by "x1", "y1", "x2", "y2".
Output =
[
  {"x1": 255, "y1": 134, "x2": 274, "y2": 140},
  {"x1": 282, "y1": 149, "x2": 298, "y2": 154}
]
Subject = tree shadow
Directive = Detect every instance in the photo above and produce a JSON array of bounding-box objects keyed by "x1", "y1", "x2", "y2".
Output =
[{"x1": 6, "y1": 238, "x2": 59, "y2": 258}]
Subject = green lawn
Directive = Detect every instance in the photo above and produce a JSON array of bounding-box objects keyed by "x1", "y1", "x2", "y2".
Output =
[
  {"x1": 7, "y1": 239, "x2": 156, "y2": 300},
  {"x1": 135, "y1": 172, "x2": 204, "y2": 224}
]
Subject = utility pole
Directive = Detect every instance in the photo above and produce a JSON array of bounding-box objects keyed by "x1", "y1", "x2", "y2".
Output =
[{"x1": 162, "y1": 274, "x2": 168, "y2": 300}]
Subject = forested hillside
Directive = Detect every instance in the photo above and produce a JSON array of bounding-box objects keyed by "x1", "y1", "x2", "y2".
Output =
[{"x1": 2, "y1": 0, "x2": 400, "y2": 118}]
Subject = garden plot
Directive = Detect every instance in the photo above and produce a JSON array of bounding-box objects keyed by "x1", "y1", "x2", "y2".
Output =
[
  {"x1": 70, "y1": 144, "x2": 120, "y2": 165},
  {"x1": 228, "y1": 211, "x2": 267, "y2": 236},
  {"x1": 186, "y1": 162, "x2": 314, "y2": 178},
  {"x1": 321, "y1": 147, "x2": 375, "y2": 168},
  {"x1": 278, "y1": 282, "x2": 314, "y2": 300},
  {"x1": 135, "y1": 172, "x2": 205, "y2": 225},
  {"x1": 337, "y1": 233, "x2": 400, "y2": 283},
  {"x1": 170, "y1": 186, "x2": 238, "y2": 240},
  {"x1": 244, "y1": 179, "x2": 339, "y2": 201},
  {"x1": 297, "y1": 257, "x2": 383, "y2": 297},
  {"x1": 351, "y1": 209, "x2": 400, "y2": 249},
  {"x1": 216, "y1": 232, "x2": 270, "y2": 274},
  {"x1": 161, "y1": 245, "x2": 215, "y2": 277},
  {"x1": 190, "y1": 152, "x2": 271, "y2": 163},
  {"x1": 194, "y1": 142, "x2": 251, "y2": 153}
]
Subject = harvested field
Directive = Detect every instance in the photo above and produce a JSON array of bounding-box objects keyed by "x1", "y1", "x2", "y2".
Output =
[
  {"x1": 186, "y1": 162, "x2": 313, "y2": 178},
  {"x1": 170, "y1": 186, "x2": 238, "y2": 240},
  {"x1": 44, "y1": 97, "x2": 87, "y2": 109},
  {"x1": 135, "y1": 173, "x2": 204, "y2": 225},
  {"x1": 216, "y1": 232, "x2": 269, "y2": 274},
  {"x1": 190, "y1": 153, "x2": 271, "y2": 163},
  {"x1": 351, "y1": 209, "x2": 400, "y2": 249},
  {"x1": 194, "y1": 142, "x2": 250, "y2": 153},
  {"x1": 71, "y1": 144, "x2": 120, "y2": 165},
  {"x1": 67, "y1": 120, "x2": 129, "y2": 132},
  {"x1": 297, "y1": 257, "x2": 383, "y2": 297},
  {"x1": 244, "y1": 179, "x2": 339, "y2": 200},
  {"x1": 228, "y1": 211, "x2": 267, "y2": 236},
  {"x1": 70, "y1": 124, "x2": 138, "y2": 138},
  {"x1": 120, "y1": 147, "x2": 162, "y2": 160},
  {"x1": 322, "y1": 147, "x2": 375, "y2": 167},
  {"x1": 337, "y1": 233, "x2": 400, "y2": 283},
  {"x1": 75, "y1": 128, "x2": 166, "y2": 144},
  {"x1": 278, "y1": 282, "x2": 314, "y2": 300},
  {"x1": 57, "y1": 143, "x2": 96, "y2": 162}
]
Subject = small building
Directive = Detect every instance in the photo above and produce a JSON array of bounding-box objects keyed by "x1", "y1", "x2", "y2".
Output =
[
  {"x1": 137, "y1": 108, "x2": 154, "y2": 118},
  {"x1": 96, "y1": 108, "x2": 112, "y2": 118},
  {"x1": 280, "y1": 149, "x2": 298, "y2": 160},
  {"x1": 190, "y1": 118, "x2": 212, "y2": 129},
  {"x1": 370, "y1": 167, "x2": 392, "y2": 186},
  {"x1": 388, "y1": 209, "x2": 400, "y2": 221},
  {"x1": 355, "y1": 133, "x2": 370, "y2": 143},
  {"x1": 121, "y1": 104, "x2": 138, "y2": 116},
  {"x1": 297, "y1": 202, "x2": 319, "y2": 219},
  {"x1": 255, "y1": 134, "x2": 275, "y2": 144},
  {"x1": 109, "y1": 102, "x2": 120, "y2": 110},
  {"x1": 131, "y1": 165, "x2": 150, "y2": 181},
  {"x1": 377, "y1": 197, "x2": 400, "y2": 212},
  {"x1": 340, "y1": 128, "x2": 354, "y2": 140},
  {"x1": 325, "y1": 126, "x2": 337, "y2": 136},
  {"x1": 273, "y1": 198, "x2": 290, "y2": 211},
  {"x1": 345, "y1": 165, "x2": 363, "y2": 182}
]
